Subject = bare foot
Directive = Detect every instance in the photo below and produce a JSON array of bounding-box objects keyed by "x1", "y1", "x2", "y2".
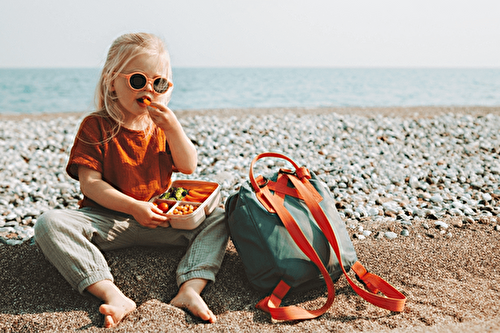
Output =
[
  {"x1": 100, "y1": 297, "x2": 137, "y2": 328},
  {"x1": 86, "y1": 280, "x2": 137, "y2": 328},
  {"x1": 170, "y1": 279, "x2": 216, "y2": 323}
]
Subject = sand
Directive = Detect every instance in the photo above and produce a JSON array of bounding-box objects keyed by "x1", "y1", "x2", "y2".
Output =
[
  {"x1": 1, "y1": 217, "x2": 499, "y2": 332},
  {"x1": 1, "y1": 106, "x2": 500, "y2": 332}
]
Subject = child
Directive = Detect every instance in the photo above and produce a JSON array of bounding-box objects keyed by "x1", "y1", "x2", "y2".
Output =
[{"x1": 34, "y1": 32, "x2": 229, "y2": 327}]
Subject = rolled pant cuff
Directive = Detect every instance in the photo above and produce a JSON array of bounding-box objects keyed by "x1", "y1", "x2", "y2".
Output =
[
  {"x1": 77, "y1": 270, "x2": 114, "y2": 294},
  {"x1": 177, "y1": 270, "x2": 216, "y2": 287}
]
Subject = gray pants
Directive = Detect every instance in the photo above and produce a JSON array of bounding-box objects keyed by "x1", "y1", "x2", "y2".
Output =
[{"x1": 34, "y1": 206, "x2": 229, "y2": 294}]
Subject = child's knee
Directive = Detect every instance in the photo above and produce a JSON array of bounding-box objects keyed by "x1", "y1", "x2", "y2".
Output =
[
  {"x1": 201, "y1": 208, "x2": 229, "y2": 240},
  {"x1": 34, "y1": 210, "x2": 69, "y2": 240},
  {"x1": 205, "y1": 208, "x2": 226, "y2": 226}
]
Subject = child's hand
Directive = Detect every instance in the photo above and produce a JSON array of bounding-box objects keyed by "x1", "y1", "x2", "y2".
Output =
[
  {"x1": 147, "y1": 102, "x2": 198, "y2": 175},
  {"x1": 147, "y1": 103, "x2": 177, "y2": 131},
  {"x1": 131, "y1": 201, "x2": 169, "y2": 228}
]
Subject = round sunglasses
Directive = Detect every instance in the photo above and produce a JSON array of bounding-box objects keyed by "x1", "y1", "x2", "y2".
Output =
[{"x1": 117, "y1": 72, "x2": 172, "y2": 94}]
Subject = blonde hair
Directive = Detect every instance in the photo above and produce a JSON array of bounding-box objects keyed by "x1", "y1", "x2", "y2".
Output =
[{"x1": 93, "y1": 32, "x2": 173, "y2": 138}]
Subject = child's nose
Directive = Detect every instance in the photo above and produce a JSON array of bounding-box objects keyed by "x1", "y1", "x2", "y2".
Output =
[{"x1": 144, "y1": 80, "x2": 154, "y2": 92}]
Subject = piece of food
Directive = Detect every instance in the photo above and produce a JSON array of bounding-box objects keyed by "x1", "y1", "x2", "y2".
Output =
[
  {"x1": 189, "y1": 189, "x2": 210, "y2": 197},
  {"x1": 138, "y1": 97, "x2": 152, "y2": 105},
  {"x1": 193, "y1": 184, "x2": 217, "y2": 193},
  {"x1": 160, "y1": 187, "x2": 189, "y2": 201},
  {"x1": 184, "y1": 189, "x2": 209, "y2": 202},
  {"x1": 160, "y1": 184, "x2": 216, "y2": 203},
  {"x1": 171, "y1": 204, "x2": 197, "y2": 215},
  {"x1": 157, "y1": 202, "x2": 169, "y2": 213},
  {"x1": 183, "y1": 194, "x2": 203, "y2": 203}
]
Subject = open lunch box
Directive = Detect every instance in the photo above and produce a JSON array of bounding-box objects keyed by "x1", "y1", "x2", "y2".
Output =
[{"x1": 152, "y1": 180, "x2": 221, "y2": 230}]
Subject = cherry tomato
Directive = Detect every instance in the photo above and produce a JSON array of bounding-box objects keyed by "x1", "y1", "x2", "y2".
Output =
[{"x1": 158, "y1": 202, "x2": 169, "y2": 213}]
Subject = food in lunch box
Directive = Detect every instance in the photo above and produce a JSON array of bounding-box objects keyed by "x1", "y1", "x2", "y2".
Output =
[
  {"x1": 171, "y1": 204, "x2": 197, "y2": 215},
  {"x1": 184, "y1": 193, "x2": 203, "y2": 202},
  {"x1": 160, "y1": 185, "x2": 215, "y2": 202},
  {"x1": 183, "y1": 187, "x2": 214, "y2": 203},
  {"x1": 157, "y1": 202, "x2": 169, "y2": 213},
  {"x1": 161, "y1": 187, "x2": 189, "y2": 201}
]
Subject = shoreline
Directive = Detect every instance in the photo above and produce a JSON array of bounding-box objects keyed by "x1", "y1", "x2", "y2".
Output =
[
  {"x1": 1, "y1": 105, "x2": 499, "y2": 332},
  {"x1": 2, "y1": 105, "x2": 500, "y2": 121}
]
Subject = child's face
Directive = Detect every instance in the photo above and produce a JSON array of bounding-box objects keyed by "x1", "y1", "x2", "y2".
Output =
[{"x1": 113, "y1": 53, "x2": 168, "y2": 122}]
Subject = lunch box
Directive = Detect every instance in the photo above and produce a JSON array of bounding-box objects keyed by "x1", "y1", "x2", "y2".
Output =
[{"x1": 153, "y1": 180, "x2": 221, "y2": 230}]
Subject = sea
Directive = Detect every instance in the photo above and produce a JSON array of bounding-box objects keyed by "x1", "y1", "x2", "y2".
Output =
[{"x1": 0, "y1": 68, "x2": 499, "y2": 114}]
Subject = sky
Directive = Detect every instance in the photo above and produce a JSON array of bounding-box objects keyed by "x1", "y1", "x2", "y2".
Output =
[{"x1": 1, "y1": 0, "x2": 499, "y2": 68}]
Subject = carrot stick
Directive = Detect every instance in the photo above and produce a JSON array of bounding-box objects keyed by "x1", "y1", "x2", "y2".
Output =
[
  {"x1": 184, "y1": 195, "x2": 203, "y2": 203},
  {"x1": 188, "y1": 190, "x2": 210, "y2": 198}
]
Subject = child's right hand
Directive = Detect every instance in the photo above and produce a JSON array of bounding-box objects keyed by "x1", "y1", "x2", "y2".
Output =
[
  {"x1": 78, "y1": 166, "x2": 170, "y2": 228},
  {"x1": 131, "y1": 201, "x2": 170, "y2": 228}
]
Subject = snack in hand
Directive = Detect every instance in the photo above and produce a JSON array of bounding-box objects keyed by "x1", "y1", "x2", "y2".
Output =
[{"x1": 138, "y1": 96, "x2": 152, "y2": 105}]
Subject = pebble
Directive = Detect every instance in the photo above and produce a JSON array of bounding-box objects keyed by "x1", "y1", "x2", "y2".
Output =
[
  {"x1": 430, "y1": 195, "x2": 444, "y2": 204},
  {"x1": 434, "y1": 221, "x2": 449, "y2": 230},
  {"x1": 1, "y1": 111, "x2": 500, "y2": 245},
  {"x1": 384, "y1": 231, "x2": 398, "y2": 240},
  {"x1": 463, "y1": 217, "x2": 475, "y2": 224}
]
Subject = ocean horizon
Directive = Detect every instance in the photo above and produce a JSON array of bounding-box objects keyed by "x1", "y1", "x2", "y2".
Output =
[{"x1": 1, "y1": 67, "x2": 499, "y2": 114}]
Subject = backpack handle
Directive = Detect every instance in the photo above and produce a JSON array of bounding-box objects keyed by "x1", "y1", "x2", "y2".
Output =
[{"x1": 249, "y1": 152, "x2": 300, "y2": 193}]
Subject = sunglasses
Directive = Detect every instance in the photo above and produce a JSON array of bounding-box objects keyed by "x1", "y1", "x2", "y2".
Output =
[{"x1": 117, "y1": 72, "x2": 172, "y2": 94}]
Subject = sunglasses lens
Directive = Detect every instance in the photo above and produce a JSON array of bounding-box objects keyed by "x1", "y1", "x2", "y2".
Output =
[
  {"x1": 154, "y1": 78, "x2": 170, "y2": 94},
  {"x1": 129, "y1": 73, "x2": 147, "y2": 90}
]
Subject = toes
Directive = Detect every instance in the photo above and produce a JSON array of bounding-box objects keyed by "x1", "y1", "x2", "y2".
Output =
[
  {"x1": 194, "y1": 307, "x2": 212, "y2": 322},
  {"x1": 100, "y1": 305, "x2": 117, "y2": 328},
  {"x1": 170, "y1": 298, "x2": 216, "y2": 322},
  {"x1": 190, "y1": 305, "x2": 216, "y2": 323},
  {"x1": 104, "y1": 314, "x2": 116, "y2": 328},
  {"x1": 205, "y1": 310, "x2": 216, "y2": 323}
]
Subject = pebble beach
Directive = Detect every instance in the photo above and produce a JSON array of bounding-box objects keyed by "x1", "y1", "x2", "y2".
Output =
[
  {"x1": 1, "y1": 106, "x2": 499, "y2": 245},
  {"x1": 1, "y1": 106, "x2": 500, "y2": 332}
]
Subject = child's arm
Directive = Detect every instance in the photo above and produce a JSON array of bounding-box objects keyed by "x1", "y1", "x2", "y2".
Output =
[
  {"x1": 78, "y1": 166, "x2": 169, "y2": 228},
  {"x1": 147, "y1": 104, "x2": 197, "y2": 174}
]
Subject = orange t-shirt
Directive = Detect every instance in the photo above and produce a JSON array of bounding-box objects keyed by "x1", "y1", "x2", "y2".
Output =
[{"x1": 66, "y1": 114, "x2": 174, "y2": 209}]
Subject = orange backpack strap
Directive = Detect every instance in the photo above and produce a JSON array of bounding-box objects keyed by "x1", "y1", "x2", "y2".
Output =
[
  {"x1": 250, "y1": 153, "x2": 406, "y2": 320},
  {"x1": 254, "y1": 183, "x2": 336, "y2": 320},
  {"x1": 288, "y1": 174, "x2": 407, "y2": 313}
]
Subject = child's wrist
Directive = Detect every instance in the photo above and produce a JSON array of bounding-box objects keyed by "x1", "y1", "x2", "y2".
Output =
[
  {"x1": 129, "y1": 199, "x2": 144, "y2": 215},
  {"x1": 159, "y1": 119, "x2": 183, "y2": 133}
]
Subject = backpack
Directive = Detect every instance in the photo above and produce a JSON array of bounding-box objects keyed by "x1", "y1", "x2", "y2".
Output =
[{"x1": 225, "y1": 152, "x2": 406, "y2": 320}]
